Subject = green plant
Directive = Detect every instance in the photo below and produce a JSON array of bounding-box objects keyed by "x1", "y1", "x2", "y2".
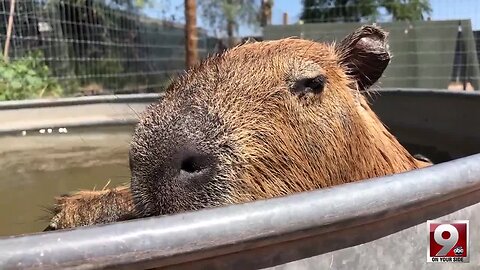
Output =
[{"x1": 0, "y1": 51, "x2": 63, "y2": 101}]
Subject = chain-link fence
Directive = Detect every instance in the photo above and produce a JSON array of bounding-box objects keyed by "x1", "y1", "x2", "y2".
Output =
[
  {"x1": 0, "y1": 0, "x2": 219, "y2": 99},
  {"x1": 265, "y1": 20, "x2": 480, "y2": 90},
  {"x1": 270, "y1": 0, "x2": 480, "y2": 91}
]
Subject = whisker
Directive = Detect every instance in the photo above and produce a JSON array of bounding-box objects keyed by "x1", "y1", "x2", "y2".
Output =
[{"x1": 102, "y1": 179, "x2": 112, "y2": 190}]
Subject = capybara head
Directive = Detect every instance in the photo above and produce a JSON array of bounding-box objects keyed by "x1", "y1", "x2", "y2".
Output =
[{"x1": 129, "y1": 25, "x2": 421, "y2": 218}]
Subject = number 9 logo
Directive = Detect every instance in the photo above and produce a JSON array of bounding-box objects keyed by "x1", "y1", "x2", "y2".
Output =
[{"x1": 434, "y1": 224, "x2": 459, "y2": 256}]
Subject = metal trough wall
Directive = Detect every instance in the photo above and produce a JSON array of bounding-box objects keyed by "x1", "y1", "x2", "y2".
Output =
[
  {"x1": 0, "y1": 89, "x2": 480, "y2": 269},
  {"x1": 0, "y1": 94, "x2": 161, "y2": 135},
  {"x1": 367, "y1": 89, "x2": 480, "y2": 160},
  {"x1": 0, "y1": 154, "x2": 480, "y2": 270},
  {"x1": 1, "y1": 88, "x2": 480, "y2": 151}
]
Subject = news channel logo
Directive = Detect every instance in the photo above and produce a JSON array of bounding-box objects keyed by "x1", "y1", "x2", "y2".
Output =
[{"x1": 427, "y1": 220, "x2": 469, "y2": 263}]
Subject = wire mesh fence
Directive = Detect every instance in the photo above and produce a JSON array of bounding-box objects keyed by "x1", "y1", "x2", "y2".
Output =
[
  {"x1": 265, "y1": 20, "x2": 480, "y2": 90},
  {"x1": 0, "y1": 0, "x2": 217, "y2": 99},
  {"x1": 267, "y1": 0, "x2": 480, "y2": 91},
  {"x1": 1, "y1": 0, "x2": 480, "y2": 101}
]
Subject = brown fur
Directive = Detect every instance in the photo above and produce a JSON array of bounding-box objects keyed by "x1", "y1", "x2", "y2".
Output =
[
  {"x1": 45, "y1": 25, "x2": 431, "y2": 231},
  {"x1": 44, "y1": 185, "x2": 133, "y2": 231}
]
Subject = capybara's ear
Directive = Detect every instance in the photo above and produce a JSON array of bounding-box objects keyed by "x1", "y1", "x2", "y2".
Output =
[{"x1": 335, "y1": 25, "x2": 391, "y2": 91}]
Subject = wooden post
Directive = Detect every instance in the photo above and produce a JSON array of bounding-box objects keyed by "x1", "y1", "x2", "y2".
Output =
[
  {"x1": 283, "y1": 12, "x2": 288, "y2": 25},
  {"x1": 3, "y1": 0, "x2": 16, "y2": 63},
  {"x1": 185, "y1": 0, "x2": 198, "y2": 68},
  {"x1": 260, "y1": 0, "x2": 272, "y2": 27}
]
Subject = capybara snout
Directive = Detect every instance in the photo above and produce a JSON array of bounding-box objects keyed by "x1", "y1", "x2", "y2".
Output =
[{"x1": 129, "y1": 101, "x2": 228, "y2": 217}]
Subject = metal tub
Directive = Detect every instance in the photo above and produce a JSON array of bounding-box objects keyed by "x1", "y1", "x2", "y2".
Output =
[{"x1": 0, "y1": 89, "x2": 479, "y2": 270}]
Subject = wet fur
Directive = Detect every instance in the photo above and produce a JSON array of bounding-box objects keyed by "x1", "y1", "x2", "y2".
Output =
[
  {"x1": 44, "y1": 185, "x2": 133, "y2": 230},
  {"x1": 45, "y1": 25, "x2": 432, "y2": 231}
]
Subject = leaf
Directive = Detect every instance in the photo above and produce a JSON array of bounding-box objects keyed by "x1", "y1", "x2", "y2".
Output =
[
  {"x1": 0, "y1": 50, "x2": 63, "y2": 100},
  {"x1": 134, "y1": 0, "x2": 144, "y2": 7},
  {"x1": 15, "y1": 63, "x2": 29, "y2": 74},
  {"x1": 25, "y1": 75, "x2": 43, "y2": 87},
  {"x1": 10, "y1": 80, "x2": 22, "y2": 90},
  {"x1": 2, "y1": 69, "x2": 15, "y2": 80}
]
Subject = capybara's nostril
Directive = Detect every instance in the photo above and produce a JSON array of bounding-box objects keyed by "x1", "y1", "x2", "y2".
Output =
[
  {"x1": 177, "y1": 152, "x2": 216, "y2": 185},
  {"x1": 181, "y1": 156, "x2": 206, "y2": 174}
]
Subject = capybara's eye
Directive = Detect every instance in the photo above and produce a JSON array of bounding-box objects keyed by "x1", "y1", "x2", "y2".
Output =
[
  {"x1": 304, "y1": 75, "x2": 326, "y2": 94},
  {"x1": 291, "y1": 74, "x2": 326, "y2": 98}
]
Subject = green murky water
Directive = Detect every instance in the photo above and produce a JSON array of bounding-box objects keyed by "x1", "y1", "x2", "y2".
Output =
[{"x1": 0, "y1": 126, "x2": 133, "y2": 236}]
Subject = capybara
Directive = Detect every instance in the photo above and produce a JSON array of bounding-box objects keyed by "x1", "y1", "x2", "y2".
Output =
[{"x1": 44, "y1": 25, "x2": 431, "y2": 231}]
